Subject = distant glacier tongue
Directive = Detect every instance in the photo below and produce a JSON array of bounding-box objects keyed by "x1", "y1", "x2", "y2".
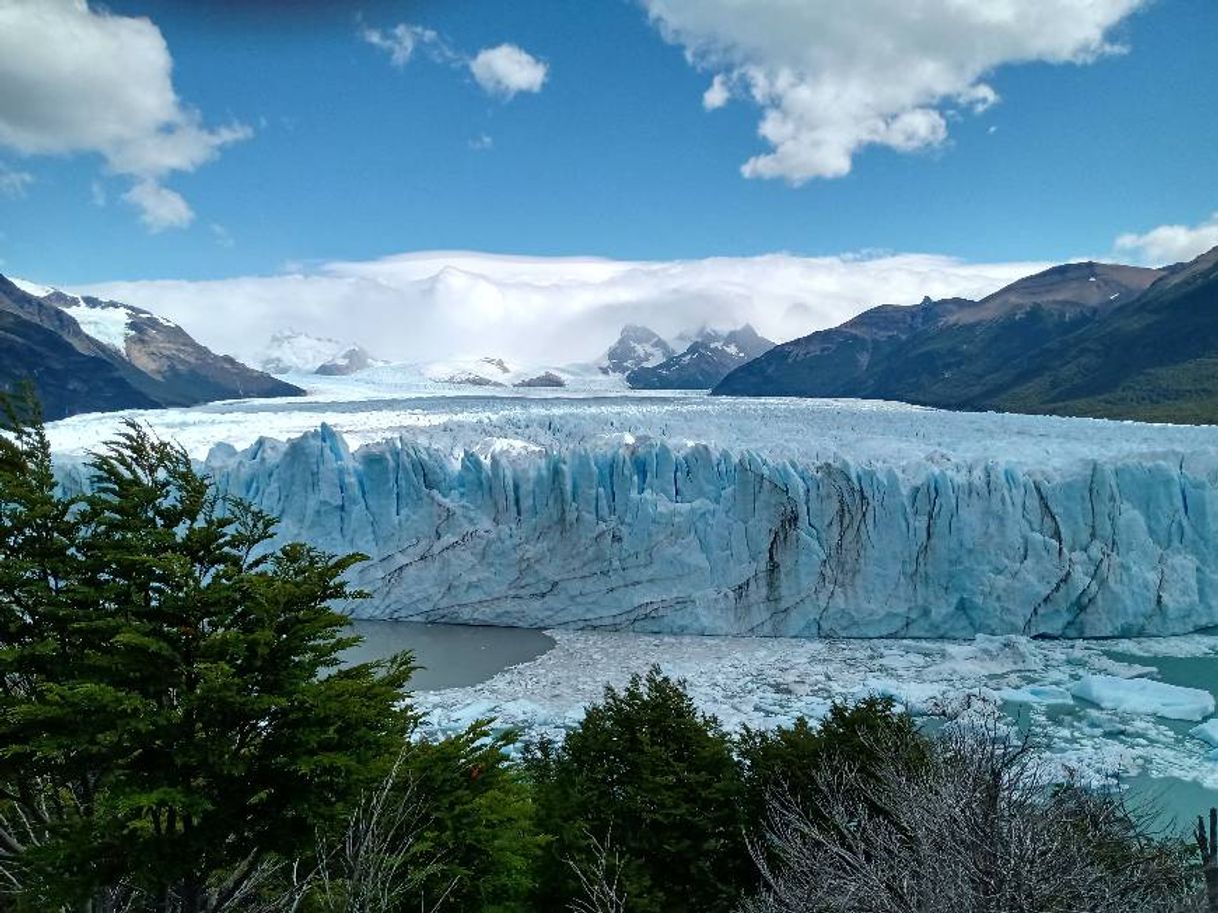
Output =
[{"x1": 191, "y1": 414, "x2": 1218, "y2": 638}]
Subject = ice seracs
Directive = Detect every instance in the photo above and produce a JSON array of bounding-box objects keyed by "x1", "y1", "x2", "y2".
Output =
[
  {"x1": 47, "y1": 388, "x2": 1218, "y2": 640},
  {"x1": 189, "y1": 421, "x2": 1218, "y2": 638}
]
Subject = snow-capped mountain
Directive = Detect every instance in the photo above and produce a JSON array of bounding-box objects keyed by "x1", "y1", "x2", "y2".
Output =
[
  {"x1": 261, "y1": 331, "x2": 386, "y2": 377},
  {"x1": 514, "y1": 371, "x2": 566, "y2": 388},
  {"x1": 626, "y1": 325, "x2": 774, "y2": 389},
  {"x1": 411, "y1": 356, "x2": 573, "y2": 388},
  {"x1": 261, "y1": 331, "x2": 349, "y2": 374},
  {"x1": 0, "y1": 275, "x2": 301, "y2": 420},
  {"x1": 599, "y1": 325, "x2": 674, "y2": 375},
  {"x1": 316, "y1": 345, "x2": 381, "y2": 376},
  {"x1": 290, "y1": 355, "x2": 626, "y2": 397}
]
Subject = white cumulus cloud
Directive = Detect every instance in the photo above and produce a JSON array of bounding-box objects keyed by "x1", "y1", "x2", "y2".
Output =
[
  {"x1": 1114, "y1": 213, "x2": 1218, "y2": 266},
  {"x1": 702, "y1": 74, "x2": 730, "y2": 110},
  {"x1": 470, "y1": 44, "x2": 548, "y2": 99},
  {"x1": 72, "y1": 249, "x2": 1049, "y2": 366},
  {"x1": 123, "y1": 179, "x2": 194, "y2": 232},
  {"x1": 361, "y1": 23, "x2": 445, "y2": 67},
  {"x1": 0, "y1": 0, "x2": 250, "y2": 228},
  {"x1": 642, "y1": 0, "x2": 1146, "y2": 183}
]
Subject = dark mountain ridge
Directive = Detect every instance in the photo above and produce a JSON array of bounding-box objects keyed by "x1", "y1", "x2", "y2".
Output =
[
  {"x1": 714, "y1": 249, "x2": 1218, "y2": 423},
  {"x1": 0, "y1": 275, "x2": 302, "y2": 420},
  {"x1": 627, "y1": 324, "x2": 775, "y2": 389}
]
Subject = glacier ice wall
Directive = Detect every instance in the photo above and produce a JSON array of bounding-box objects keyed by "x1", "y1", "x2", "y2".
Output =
[{"x1": 150, "y1": 423, "x2": 1218, "y2": 638}]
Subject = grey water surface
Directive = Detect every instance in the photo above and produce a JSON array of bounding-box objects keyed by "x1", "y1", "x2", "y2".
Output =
[{"x1": 343, "y1": 620, "x2": 555, "y2": 691}]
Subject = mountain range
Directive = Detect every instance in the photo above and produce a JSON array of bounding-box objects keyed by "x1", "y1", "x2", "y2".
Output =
[
  {"x1": 0, "y1": 275, "x2": 301, "y2": 420},
  {"x1": 626, "y1": 325, "x2": 776, "y2": 389},
  {"x1": 715, "y1": 246, "x2": 1218, "y2": 423},
  {"x1": 9, "y1": 244, "x2": 1218, "y2": 424},
  {"x1": 594, "y1": 323, "x2": 775, "y2": 389},
  {"x1": 599, "y1": 324, "x2": 674, "y2": 375}
]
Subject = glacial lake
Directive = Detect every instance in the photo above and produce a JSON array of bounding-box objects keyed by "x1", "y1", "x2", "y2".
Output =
[
  {"x1": 343, "y1": 619, "x2": 1218, "y2": 835},
  {"x1": 343, "y1": 620, "x2": 556, "y2": 691}
]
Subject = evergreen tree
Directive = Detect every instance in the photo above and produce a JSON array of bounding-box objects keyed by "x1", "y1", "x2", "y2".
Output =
[
  {"x1": 527, "y1": 667, "x2": 748, "y2": 913},
  {"x1": 0, "y1": 403, "x2": 414, "y2": 913},
  {"x1": 403, "y1": 721, "x2": 541, "y2": 913}
]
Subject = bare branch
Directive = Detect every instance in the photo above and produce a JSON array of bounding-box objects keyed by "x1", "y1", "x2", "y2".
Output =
[{"x1": 567, "y1": 829, "x2": 627, "y2": 913}]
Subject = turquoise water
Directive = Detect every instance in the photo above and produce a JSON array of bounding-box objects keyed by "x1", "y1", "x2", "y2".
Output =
[
  {"x1": 342, "y1": 620, "x2": 555, "y2": 691},
  {"x1": 1101, "y1": 650, "x2": 1218, "y2": 833}
]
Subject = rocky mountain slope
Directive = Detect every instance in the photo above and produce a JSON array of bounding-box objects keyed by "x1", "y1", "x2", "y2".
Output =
[
  {"x1": 627, "y1": 325, "x2": 775, "y2": 389},
  {"x1": 0, "y1": 275, "x2": 301, "y2": 420},
  {"x1": 715, "y1": 248, "x2": 1218, "y2": 422},
  {"x1": 599, "y1": 325, "x2": 674, "y2": 375},
  {"x1": 315, "y1": 345, "x2": 378, "y2": 376}
]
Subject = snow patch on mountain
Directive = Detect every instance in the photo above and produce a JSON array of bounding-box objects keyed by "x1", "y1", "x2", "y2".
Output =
[
  {"x1": 627, "y1": 325, "x2": 775, "y2": 389},
  {"x1": 57, "y1": 299, "x2": 136, "y2": 353},
  {"x1": 9, "y1": 277, "x2": 54, "y2": 298},
  {"x1": 599, "y1": 325, "x2": 674, "y2": 375},
  {"x1": 13, "y1": 278, "x2": 182, "y2": 355}
]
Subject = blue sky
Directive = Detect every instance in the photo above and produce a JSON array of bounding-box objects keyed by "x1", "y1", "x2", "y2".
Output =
[{"x1": 0, "y1": 0, "x2": 1216, "y2": 286}]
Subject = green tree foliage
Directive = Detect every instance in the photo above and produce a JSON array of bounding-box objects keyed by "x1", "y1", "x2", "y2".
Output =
[
  {"x1": 526, "y1": 666, "x2": 749, "y2": 913},
  {"x1": 0, "y1": 399, "x2": 414, "y2": 913},
  {"x1": 737, "y1": 697, "x2": 924, "y2": 829},
  {"x1": 403, "y1": 721, "x2": 542, "y2": 913}
]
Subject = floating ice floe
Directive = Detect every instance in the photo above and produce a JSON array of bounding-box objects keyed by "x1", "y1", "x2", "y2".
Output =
[
  {"x1": 1190, "y1": 719, "x2": 1218, "y2": 747},
  {"x1": 998, "y1": 685, "x2": 1075, "y2": 705},
  {"x1": 1070, "y1": 674, "x2": 1214, "y2": 721}
]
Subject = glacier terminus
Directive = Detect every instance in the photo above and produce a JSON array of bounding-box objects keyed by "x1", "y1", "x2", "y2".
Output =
[{"x1": 51, "y1": 387, "x2": 1218, "y2": 639}]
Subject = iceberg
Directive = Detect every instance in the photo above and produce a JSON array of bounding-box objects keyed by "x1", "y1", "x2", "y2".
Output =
[
  {"x1": 412, "y1": 629, "x2": 1218, "y2": 790},
  {"x1": 1071, "y1": 674, "x2": 1215, "y2": 721}
]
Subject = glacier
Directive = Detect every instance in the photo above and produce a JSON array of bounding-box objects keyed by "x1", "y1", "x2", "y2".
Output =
[{"x1": 50, "y1": 390, "x2": 1218, "y2": 638}]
